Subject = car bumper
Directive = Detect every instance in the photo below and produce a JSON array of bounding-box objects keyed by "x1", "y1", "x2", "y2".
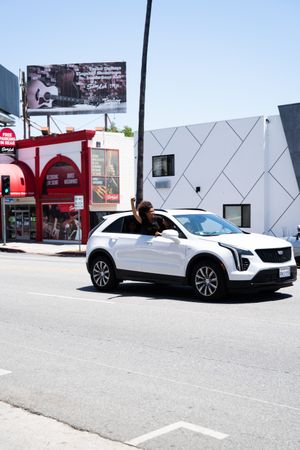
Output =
[{"x1": 227, "y1": 265, "x2": 297, "y2": 292}]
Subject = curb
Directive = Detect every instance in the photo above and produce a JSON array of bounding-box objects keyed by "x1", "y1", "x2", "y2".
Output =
[{"x1": 0, "y1": 247, "x2": 25, "y2": 253}]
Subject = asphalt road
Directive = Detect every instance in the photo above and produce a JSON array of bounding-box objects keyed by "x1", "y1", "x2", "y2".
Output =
[{"x1": 0, "y1": 252, "x2": 299, "y2": 449}]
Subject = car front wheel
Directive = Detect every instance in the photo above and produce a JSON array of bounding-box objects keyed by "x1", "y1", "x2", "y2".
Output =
[
  {"x1": 90, "y1": 255, "x2": 118, "y2": 291},
  {"x1": 191, "y1": 260, "x2": 225, "y2": 300}
]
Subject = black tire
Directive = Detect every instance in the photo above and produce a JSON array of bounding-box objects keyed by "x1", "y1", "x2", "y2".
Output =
[
  {"x1": 191, "y1": 259, "x2": 226, "y2": 300},
  {"x1": 90, "y1": 255, "x2": 118, "y2": 291}
]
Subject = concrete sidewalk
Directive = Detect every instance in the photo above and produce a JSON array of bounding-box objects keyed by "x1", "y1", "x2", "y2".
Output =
[
  {"x1": 0, "y1": 401, "x2": 136, "y2": 450},
  {"x1": 0, "y1": 242, "x2": 86, "y2": 256}
]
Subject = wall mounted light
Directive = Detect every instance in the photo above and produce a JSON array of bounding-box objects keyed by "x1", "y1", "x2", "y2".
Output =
[
  {"x1": 195, "y1": 186, "x2": 201, "y2": 193},
  {"x1": 41, "y1": 127, "x2": 50, "y2": 136}
]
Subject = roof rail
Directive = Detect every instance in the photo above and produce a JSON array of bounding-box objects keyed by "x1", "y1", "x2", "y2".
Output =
[{"x1": 169, "y1": 208, "x2": 207, "y2": 211}]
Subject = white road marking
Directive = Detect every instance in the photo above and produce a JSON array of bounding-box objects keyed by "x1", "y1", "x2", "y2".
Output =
[
  {"x1": 1, "y1": 339, "x2": 299, "y2": 413},
  {"x1": 0, "y1": 369, "x2": 11, "y2": 376},
  {"x1": 28, "y1": 292, "x2": 115, "y2": 304},
  {"x1": 126, "y1": 421, "x2": 228, "y2": 446}
]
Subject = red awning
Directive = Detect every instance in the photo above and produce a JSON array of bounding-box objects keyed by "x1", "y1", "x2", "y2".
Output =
[{"x1": 0, "y1": 162, "x2": 35, "y2": 197}]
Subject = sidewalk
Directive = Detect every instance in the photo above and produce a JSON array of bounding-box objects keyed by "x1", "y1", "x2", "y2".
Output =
[
  {"x1": 0, "y1": 241, "x2": 86, "y2": 256},
  {"x1": 0, "y1": 401, "x2": 136, "y2": 450}
]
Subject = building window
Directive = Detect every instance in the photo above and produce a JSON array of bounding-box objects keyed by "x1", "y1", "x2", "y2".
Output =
[
  {"x1": 223, "y1": 204, "x2": 251, "y2": 228},
  {"x1": 152, "y1": 155, "x2": 174, "y2": 177}
]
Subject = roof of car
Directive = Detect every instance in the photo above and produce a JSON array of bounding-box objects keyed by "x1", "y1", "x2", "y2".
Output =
[
  {"x1": 162, "y1": 208, "x2": 209, "y2": 214},
  {"x1": 102, "y1": 209, "x2": 211, "y2": 220}
]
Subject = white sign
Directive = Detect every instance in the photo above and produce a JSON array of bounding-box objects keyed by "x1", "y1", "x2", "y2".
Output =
[{"x1": 74, "y1": 195, "x2": 84, "y2": 210}]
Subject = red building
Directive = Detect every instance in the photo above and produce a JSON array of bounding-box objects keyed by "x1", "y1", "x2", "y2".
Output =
[{"x1": 0, "y1": 130, "x2": 134, "y2": 243}]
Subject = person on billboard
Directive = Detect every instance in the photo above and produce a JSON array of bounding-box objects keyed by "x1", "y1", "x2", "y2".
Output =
[
  {"x1": 130, "y1": 197, "x2": 165, "y2": 236},
  {"x1": 55, "y1": 68, "x2": 80, "y2": 107}
]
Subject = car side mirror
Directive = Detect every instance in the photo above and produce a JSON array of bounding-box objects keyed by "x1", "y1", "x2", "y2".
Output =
[{"x1": 162, "y1": 229, "x2": 180, "y2": 243}]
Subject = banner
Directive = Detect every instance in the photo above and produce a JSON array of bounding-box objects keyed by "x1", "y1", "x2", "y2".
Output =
[{"x1": 91, "y1": 148, "x2": 119, "y2": 204}]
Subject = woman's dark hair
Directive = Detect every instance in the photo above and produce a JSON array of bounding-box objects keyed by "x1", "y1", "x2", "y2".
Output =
[{"x1": 138, "y1": 201, "x2": 153, "y2": 221}]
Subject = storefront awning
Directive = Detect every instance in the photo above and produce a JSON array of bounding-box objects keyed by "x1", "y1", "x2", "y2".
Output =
[{"x1": 0, "y1": 162, "x2": 35, "y2": 197}]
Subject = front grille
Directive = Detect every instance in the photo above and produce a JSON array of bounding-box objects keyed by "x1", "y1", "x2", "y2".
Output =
[{"x1": 255, "y1": 247, "x2": 291, "y2": 263}]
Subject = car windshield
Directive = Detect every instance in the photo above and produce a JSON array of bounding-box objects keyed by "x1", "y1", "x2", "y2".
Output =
[{"x1": 174, "y1": 213, "x2": 243, "y2": 236}]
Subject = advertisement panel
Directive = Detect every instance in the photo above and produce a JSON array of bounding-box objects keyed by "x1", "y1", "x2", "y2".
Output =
[
  {"x1": 0, "y1": 128, "x2": 16, "y2": 155},
  {"x1": 26, "y1": 62, "x2": 126, "y2": 116},
  {"x1": 0, "y1": 65, "x2": 19, "y2": 117},
  {"x1": 91, "y1": 148, "x2": 119, "y2": 204}
]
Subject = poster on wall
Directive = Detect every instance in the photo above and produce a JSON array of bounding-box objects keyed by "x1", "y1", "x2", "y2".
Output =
[
  {"x1": 26, "y1": 61, "x2": 126, "y2": 116},
  {"x1": 42, "y1": 204, "x2": 81, "y2": 241},
  {"x1": 91, "y1": 148, "x2": 119, "y2": 204}
]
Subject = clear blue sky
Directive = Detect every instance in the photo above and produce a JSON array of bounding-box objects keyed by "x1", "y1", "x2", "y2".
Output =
[{"x1": 2, "y1": 0, "x2": 300, "y2": 138}]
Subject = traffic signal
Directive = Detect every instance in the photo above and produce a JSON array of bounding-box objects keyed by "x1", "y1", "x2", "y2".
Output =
[{"x1": 1, "y1": 175, "x2": 10, "y2": 196}]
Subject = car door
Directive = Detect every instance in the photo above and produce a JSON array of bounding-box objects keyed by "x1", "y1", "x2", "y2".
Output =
[{"x1": 113, "y1": 233, "x2": 186, "y2": 276}]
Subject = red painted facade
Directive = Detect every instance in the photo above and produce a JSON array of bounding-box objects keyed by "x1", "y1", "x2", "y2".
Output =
[{"x1": 0, "y1": 130, "x2": 96, "y2": 244}]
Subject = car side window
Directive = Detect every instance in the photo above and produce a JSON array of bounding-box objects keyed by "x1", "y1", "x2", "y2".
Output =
[
  {"x1": 122, "y1": 216, "x2": 141, "y2": 234},
  {"x1": 103, "y1": 217, "x2": 124, "y2": 233},
  {"x1": 158, "y1": 216, "x2": 187, "y2": 239}
]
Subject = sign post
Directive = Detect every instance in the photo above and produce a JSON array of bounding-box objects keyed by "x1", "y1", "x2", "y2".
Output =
[
  {"x1": 1, "y1": 197, "x2": 6, "y2": 246},
  {"x1": 74, "y1": 195, "x2": 84, "y2": 252}
]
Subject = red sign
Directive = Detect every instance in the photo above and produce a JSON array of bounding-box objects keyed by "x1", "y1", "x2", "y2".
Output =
[
  {"x1": 0, "y1": 128, "x2": 16, "y2": 154},
  {"x1": 43, "y1": 163, "x2": 79, "y2": 193}
]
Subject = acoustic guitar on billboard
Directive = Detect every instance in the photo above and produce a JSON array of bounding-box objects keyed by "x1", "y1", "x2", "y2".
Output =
[
  {"x1": 27, "y1": 68, "x2": 101, "y2": 109},
  {"x1": 27, "y1": 80, "x2": 102, "y2": 109}
]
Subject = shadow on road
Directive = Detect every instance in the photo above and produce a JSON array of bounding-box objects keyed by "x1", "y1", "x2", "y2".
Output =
[{"x1": 77, "y1": 282, "x2": 292, "y2": 304}]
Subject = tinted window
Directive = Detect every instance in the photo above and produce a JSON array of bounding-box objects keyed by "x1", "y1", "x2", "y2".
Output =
[
  {"x1": 152, "y1": 155, "x2": 175, "y2": 177},
  {"x1": 103, "y1": 217, "x2": 124, "y2": 233}
]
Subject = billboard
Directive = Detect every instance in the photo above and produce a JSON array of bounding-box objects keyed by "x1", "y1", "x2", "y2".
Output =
[
  {"x1": 0, "y1": 65, "x2": 20, "y2": 117},
  {"x1": 26, "y1": 62, "x2": 126, "y2": 116}
]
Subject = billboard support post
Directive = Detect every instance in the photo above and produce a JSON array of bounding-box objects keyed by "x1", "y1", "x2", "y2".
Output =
[
  {"x1": 1, "y1": 197, "x2": 6, "y2": 246},
  {"x1": 74, "y1": 195, "x2": 84, "y2": 252}
]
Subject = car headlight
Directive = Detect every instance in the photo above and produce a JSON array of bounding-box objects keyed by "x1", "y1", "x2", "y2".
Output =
[{"x1": 219, "y1": 243, "x2": 253, "y2": 271}]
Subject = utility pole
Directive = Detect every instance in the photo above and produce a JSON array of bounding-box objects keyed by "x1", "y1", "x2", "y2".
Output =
[{"x1": 136, "y1": 0, "x2": 152, "y2": 206}]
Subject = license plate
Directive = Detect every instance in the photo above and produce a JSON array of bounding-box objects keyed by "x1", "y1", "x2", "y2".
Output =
[{"x1": 279, "y1": 267, "x2": 291, "y2": 278}]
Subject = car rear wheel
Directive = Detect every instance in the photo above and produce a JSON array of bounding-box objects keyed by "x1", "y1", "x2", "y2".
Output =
[
  {"x1": 90, "y1": 255, "x2": 118, "y2": 291},
  {"x1": 191, "y1": 260, "x2": 225, "y2": 300}
]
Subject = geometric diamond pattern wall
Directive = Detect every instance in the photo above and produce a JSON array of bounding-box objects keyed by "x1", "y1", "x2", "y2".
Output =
[{"x1": 135, "y1": 114, "x2": 300, "y2": 236}]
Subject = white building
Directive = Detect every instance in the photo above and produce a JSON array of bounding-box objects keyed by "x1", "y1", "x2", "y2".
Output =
[{"x1": 137, "y1": 104, "x2": 300, "y2": 237}]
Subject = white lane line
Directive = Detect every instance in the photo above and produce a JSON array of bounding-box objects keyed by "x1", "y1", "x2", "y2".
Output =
[
  {"x1": 1, "y1": 339, "x2": 299, "y2": 413},
  {"x1": 0, "y1": 369, "x2": 11, "y2": 376},
  {"x1": 28, "y1": 292, "x2": 115, "y2": 304},
  {"x1": 126, "y1": 421, "x2": 228, "y2": 446}
]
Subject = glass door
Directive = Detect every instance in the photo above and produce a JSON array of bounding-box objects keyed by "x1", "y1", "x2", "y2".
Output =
[
  {"x1": 6, "y1": 205, "x2": 36, "y2": 241},
  {"x1": 15, "y1": 210, "x2": 30, "y2": 240}
]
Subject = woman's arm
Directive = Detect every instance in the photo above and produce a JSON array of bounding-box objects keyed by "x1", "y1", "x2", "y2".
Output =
[{"x1": 130, "y1": 197, "x2": 142, "y2": 224}]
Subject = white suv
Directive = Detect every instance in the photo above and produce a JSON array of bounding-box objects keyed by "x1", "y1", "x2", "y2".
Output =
[{"x1": 86, "y1": 209, "x2": 297, "y2": 300}]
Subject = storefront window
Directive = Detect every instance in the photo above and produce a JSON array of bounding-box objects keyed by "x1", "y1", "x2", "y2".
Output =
[{"x1": 42, "y1": 204, "x2": 81, "y2": 241}]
